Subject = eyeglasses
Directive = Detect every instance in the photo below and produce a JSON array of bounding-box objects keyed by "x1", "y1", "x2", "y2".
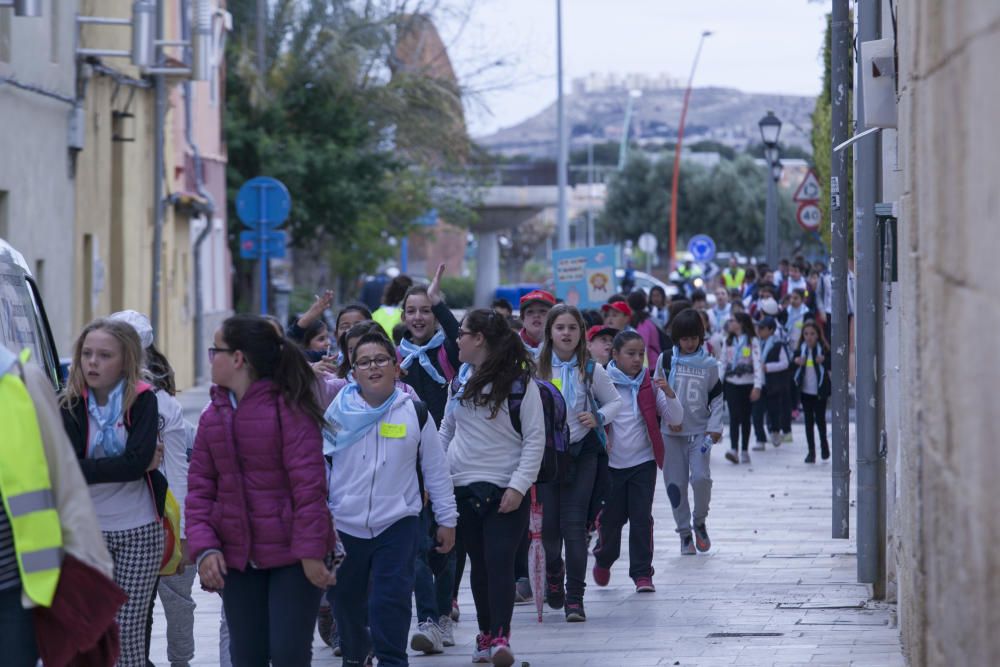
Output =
[
  {"x1": 208, "y1": 347, "x2": 233, "y2": 361},
  {"x1": 456, "y1": 330, "x2": 476, "y2": 339},
  {"x1": 353, "y1": 355, "x2": 395, "y2": 371}
]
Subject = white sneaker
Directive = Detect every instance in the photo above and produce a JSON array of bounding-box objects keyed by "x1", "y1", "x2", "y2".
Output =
[
  {"x1": 472, "y1": 633, "x2": 492, "y2": 663},
  {"x1": 437, "y1": 614, "x2": 455, "y2": 647},
  {"x1": 410, "y1": 618, "x2": 444, "y2": 654},
  {"x1": 740, "y1": 450, "x2": 751, "y2": 464},
  {"x1": 770, "y1": 432, "x2": 782, "y2": 448}
]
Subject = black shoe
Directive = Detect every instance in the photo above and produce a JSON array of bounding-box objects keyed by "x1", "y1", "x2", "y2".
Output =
[
  {"x1": 545, "y1": 571, "x2": 565, "y2": 610},
  {"x1": 821, "y1": 444, "x2": 830, "y2": 460},
  {"x1": 805, "y1": 451, "x2": 816, "y2": 463},
  {"x1": 564, "y1": 601, "x2": 587, "y2": 622}
]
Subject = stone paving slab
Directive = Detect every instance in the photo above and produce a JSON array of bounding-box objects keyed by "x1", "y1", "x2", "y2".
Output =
[{"x1": 154, "y1": 394, "x2": 904, "y2": 666}]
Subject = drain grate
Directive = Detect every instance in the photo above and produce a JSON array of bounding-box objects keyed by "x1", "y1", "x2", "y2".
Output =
[
  {"x1": 763, "y1": 553, "x2": 821, "y2": 558},
  {"x1": 796, "y1": 619, "x2": 887, "y2": 626},
  {"x1": 707, "y1": 632, "x2": 785, "y2": 638},
  {"x1": 777, "y1": 601, "x2": 867, "y2": 609}
]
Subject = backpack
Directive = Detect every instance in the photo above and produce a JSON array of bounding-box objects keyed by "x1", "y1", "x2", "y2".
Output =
[{"x1": 450, "y1": 374, "x2": 571, "y2": 484}]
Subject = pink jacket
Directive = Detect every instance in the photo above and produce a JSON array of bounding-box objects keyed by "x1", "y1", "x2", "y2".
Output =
[{"x1": 185, "y1": 381, "x2": 335, "y2": 570}]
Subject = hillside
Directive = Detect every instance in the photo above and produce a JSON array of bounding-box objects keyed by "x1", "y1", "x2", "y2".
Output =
[{"x1": 475, "y1": 86, "x2": 816, "y2": 159}]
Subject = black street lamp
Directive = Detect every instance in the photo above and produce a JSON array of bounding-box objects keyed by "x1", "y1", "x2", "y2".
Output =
[{"x1": 759, "y1": 111, "x2": 783, "y2": 267}]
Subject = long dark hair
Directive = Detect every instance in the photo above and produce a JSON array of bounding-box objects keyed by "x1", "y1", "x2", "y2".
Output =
[
  {"x1": 336, "y1": 320, "x2": 384, "y2": 378},
  {"x1": 382, "y1": 275, "x2": 414, "y2": 306},
  {"x1": 627, "y1": 289, "x2": 650, "y2": 327},
  {"x1": 537, "y1": 304, "x2": 589, "y2": 380},
  {"x1": 726, "y1": 312, "x2": 757, "y2": 345},
  {"x1": 145, "y1": 343, "x2": 176, "y2": 396},
  {"x1": 335, "y1": 303, "x2": 372, "y2": 333},
  {"x1": 460, "y1": 309, "x2": 533, "y2": 418},
  {"x1": 801, "y1": 320, "x2": 829, "y2": 352},
  {"x1": 221, "y1": 315, "x2": 325, "y2": 426}
]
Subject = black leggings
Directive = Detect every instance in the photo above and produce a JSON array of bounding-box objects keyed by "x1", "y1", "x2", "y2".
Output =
[
  {"x1": 801, "y1": 393, "x2": 829, "y2": 452},
  {"x1": 724, "y1": 383, "x2": 754, "y2": 451}
]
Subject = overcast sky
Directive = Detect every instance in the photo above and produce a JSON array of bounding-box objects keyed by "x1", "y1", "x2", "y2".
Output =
[{"x1": 437, "y1": 0, "x2": 830, "y2": 137}]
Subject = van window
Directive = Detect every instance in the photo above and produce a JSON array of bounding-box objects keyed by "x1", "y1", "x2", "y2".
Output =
[{"x1": 0, "y1": 266, "x2": 60, "y2": 388}]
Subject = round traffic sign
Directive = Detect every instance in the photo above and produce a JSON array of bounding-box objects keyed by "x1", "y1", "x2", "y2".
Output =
[
  {"x1": 687, "y1": 234, "x2": 716, "y2": 262},
  {"x1": 236, "y1": 176, "x2": 292, "y2": 230},
  {"x1": 637, "y1": 232, "x2": 657, "y2": 254},
  {"x1": 796, "y1": 202, "x2": 822, "y2": 232}
]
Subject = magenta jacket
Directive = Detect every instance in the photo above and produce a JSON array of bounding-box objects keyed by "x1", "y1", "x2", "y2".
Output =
[{"x1": 185, "y1": 380, "x2": 335, "y2": 570}]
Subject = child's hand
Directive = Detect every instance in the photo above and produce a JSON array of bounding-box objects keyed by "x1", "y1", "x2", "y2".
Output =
[
  {"x1": 794, "y1": 356, "x2": 805, "y2": 366},
  {"x1": 309, "y1": 291, "x2": 334, "y2": 316},
  {"x1": 654, "y1": 376, "x2": 675, "y2": 398},
  {"x1": 816, "y1": 353, "x2": 825, "y2": 364},
  {"x1": 427, "y1": 263, "x2": 446, "y2": 306},
  {"x1": 578, "y1": 412, "x2": 599, "y2": 429},
  {"x1": 750, "y1": 388, "x2": 761, "y2": 402},
  {"x1": 668, "y1": 423, "x2": 683, "y2": 433},
  {"x1": 707, "y1": 432, "x2": 722, "y2": 443}
]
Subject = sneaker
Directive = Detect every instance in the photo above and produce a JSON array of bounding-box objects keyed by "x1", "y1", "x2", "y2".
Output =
[
  {"x1": 317, "y1": 605, "x2": 334, "y2": 647},
  {"x1": 450, "y1": 597, "x2": 460, "y2": 622},
  {"x1": 545, "y1": 570, "x2": 565, "y2": 610},
  {"x1": 592, "y1": 563, "x2": 611, "y2": 587},
  {"x1": 680, "y1": 535, "x2": 696, "y2": 555},
  {"x1": 740, "y1": 450, "x2": 751, "y2": 464},
  {"x1": 564, "y1": 601, "x2": 587, "y2": 622},
  {"x1": 490, "y1": 635, "x2": 515, "y2": 667},
  {"x1": 694, "y1": 523, "x2": 711, "y2": 552},
  {"x1": 410, "y1": 618, "x2": 444, "y2": 654},
  {"x1": 724, "y1": 449, "x2": 739, "y2": 464},
  {"x1": 472, "y1": 633, "x2": 492, "y2": 664},
  {"x1": 821, "y1": 444, "x2": 830, "y2": 460},
  {"x1": 634, "y1": 576, "x2": 655, "y2": 593},
  {"x1": 752, "y1": 441, "x2": 767, "y2": 452},
  {"x1": 514, "y1": 576, "x2": 533, "y2": 605},
  {"x1": 782, "y1": 432, "x2": 794, "y2": 443},
  {"x1": 770, "y1": 432, "x2": 782, "y2": 448},
  {"x1": 438, "y1": 614, "x2": 455, "y2": 647},
  {"x1": 805, "y1": 451, "x2": 816, "y2": 463}
]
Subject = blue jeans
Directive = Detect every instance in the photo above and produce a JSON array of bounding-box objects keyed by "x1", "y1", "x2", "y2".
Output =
[
  {"x1": 222, "y1": 563, "x2": 324, "y2": 667},
  {"x1": 333, "y1": 516, "x2": 420, "y2": 667},
  {"x1": 0, "y1": 586, "x2": 38, "y2": 667},
  {"x1": 413, "y1": 505, "x2": 455, "y2": 623}
]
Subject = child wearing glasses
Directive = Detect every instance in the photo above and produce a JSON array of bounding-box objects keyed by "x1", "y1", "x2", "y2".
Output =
[
  {"x1": 187, "y1": 315, "x2": 337, "y2": 666},
  {"x1": 325, "y1": 331, "x2": 457, "y2": 667}
]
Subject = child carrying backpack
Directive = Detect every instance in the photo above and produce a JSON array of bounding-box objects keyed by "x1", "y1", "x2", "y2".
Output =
[{"x1": 592, "y1": 331, "x2": 682, "y2": 592}]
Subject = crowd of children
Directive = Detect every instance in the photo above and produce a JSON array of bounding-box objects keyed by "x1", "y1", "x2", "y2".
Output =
[{"x1": 32, "y1": 253, "x2": 833, "y2": 667}]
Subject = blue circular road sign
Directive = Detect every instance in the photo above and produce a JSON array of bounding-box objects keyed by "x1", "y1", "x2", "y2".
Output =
[
  {"x1": 236, "y1": 176, "x2": 292, "y2": 230},
  {"x1": 688, "y1": 234, "x2": 716, "y2": 262}
]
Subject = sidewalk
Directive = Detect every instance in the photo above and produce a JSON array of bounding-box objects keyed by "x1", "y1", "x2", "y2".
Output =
[{"x1": 153, "y1": 401, "x2": 903, "y2": 666}]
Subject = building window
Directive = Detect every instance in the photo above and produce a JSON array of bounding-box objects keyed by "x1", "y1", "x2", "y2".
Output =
[
  {"x1": 0, "y1": 7, "x2": 11, "y2": 63},
  {"x1": 49, "y1": 0, "x2": 58, "y2": 63}
]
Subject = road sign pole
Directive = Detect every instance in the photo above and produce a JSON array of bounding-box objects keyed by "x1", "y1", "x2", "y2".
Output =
[{"x1": 258, "y1": 184, "x2": 269, "y2": 315}]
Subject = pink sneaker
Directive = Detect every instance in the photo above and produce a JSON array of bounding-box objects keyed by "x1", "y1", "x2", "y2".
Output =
[
  {"x1": 592, "y1": 563, "x2": 611, "y2": 587},
  {"x1": 490, "y1": 635, "x2": 515, "y2": 667},
  {"x1": 634, "y1": 576, "x2": 656, "y2": 593},
  {"x1": 472, "y1": 633, "x2": 492, "y2": 663}
]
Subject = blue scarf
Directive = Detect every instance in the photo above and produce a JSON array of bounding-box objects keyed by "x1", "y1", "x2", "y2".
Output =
[
  {"x1": 323, "y1": 383, "x2": 399, "y2": 455},
  {"x1": 606, "y1": 361, "x2": 645, "y2": 416},
  {"x1": 551, "y1": 353, "x2": 581, "y2": 412},
  {"x1": 761, "y1": 335, "x2": 777, "y2": 364},
  {"x1": 667, "y1": 346, "x2": 717, "y2": 390},
  {"x1": 727, "y1": 335, "x2": 750, "y2": 371},
  {"x1": 87, "y1": 379, "x2": 127, "y2": 458},
  {"x1": 445, "y1": 363, "x2": 475, "y2": 415},
  {"x1": 399, "y1": 330, "x2": 447, "y2": 384}
]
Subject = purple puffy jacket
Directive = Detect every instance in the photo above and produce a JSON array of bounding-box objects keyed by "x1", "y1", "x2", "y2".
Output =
[{"x1": 185, "y1": 381, "x2": 335, "y2": 570}]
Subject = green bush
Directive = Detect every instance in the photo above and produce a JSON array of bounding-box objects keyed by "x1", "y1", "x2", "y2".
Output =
[{"x1": 440, "y1": 276, "x2": 475, "y2": 309}]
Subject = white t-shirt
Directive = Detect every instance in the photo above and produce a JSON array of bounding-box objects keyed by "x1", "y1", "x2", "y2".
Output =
[{"x1": 87, "y1": 417, "x2": 157, "y2": 532}]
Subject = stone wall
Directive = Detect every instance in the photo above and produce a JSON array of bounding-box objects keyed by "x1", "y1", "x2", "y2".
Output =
[{"x1": 895, "y1": 0, "x2": 1000, "y2": 664}]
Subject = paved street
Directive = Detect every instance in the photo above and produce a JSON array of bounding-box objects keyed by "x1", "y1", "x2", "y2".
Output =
[{"x1": 152, "y1": 388, "x2": 903, "y2": 666}]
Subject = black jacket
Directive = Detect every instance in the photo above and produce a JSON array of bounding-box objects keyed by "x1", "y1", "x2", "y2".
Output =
[
  {"x1": 399, "y1": 301, "x2": 461, "y2": 427},
  {"x1": 60, "y1": 389, "x2": 168, "y2": 518}
]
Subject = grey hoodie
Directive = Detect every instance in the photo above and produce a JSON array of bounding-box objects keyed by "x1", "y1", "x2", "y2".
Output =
[{"x1": 654, "y1": 350, "x2": 725, "y2": 437}]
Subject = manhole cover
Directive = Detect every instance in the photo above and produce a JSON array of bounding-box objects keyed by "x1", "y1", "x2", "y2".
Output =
[
  {"x1": 763, "y1": 553, "x2": 821, "y2": 558},
  {"x1": 707, "y1": 632, "x2": 785, "y2": 638}
]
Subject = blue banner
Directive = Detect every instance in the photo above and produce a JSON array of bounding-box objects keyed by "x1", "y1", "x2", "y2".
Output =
[{"x1": 552, "y1": 245, "x2": 618, "y2": 309}]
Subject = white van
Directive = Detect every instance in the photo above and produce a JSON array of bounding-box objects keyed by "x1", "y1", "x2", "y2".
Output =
[{"x1": 0, "y1": 238, "x2": 61, "y2": 389}]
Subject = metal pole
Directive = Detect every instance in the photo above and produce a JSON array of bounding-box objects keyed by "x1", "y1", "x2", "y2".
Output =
[
  {"x1": 618, "y1": 93, "x2": 635, "y2": 170},
  {"x1": 830, "y1": 0, "x2": 852, "y2": 540},
  {"x1": 855, "y1": 0, "x2": 882, "y2": 587},
  {"x1": 765, "y1": 171, "x2": 779, "y2": 267},
  {"x1": 150, "y1": 0, "x2": 165, "y2": 337},
  {"x1": 556, "y1": 0, "x2": 569, "y2": 250},
  {"x1": 669, "y1": 31, "x2": 710, "y2": 271},
  {"x1": 258, "y1": 185, "x2": 268, "y2": 315},
  {"x1": 587, "y1": 139, "x2": 595, "y2": 246}
]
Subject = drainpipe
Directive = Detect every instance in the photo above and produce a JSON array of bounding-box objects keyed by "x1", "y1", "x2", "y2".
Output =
[
  {"x1": 150, "y1": 0, "x2": 165, "y2": 337},
  {"x1": 183, "y1": 0, "x2": 217, "y2": 384}
]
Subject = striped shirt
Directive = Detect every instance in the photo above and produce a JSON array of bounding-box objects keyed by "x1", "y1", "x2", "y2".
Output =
[{"x1": 0, "y1": 502, "x2": 19, "y2": 591}]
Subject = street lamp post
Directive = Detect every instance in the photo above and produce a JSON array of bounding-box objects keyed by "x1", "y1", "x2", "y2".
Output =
[
  {"x1": 556, "y1": 0, "x2": 569, "y2": 250},
  {"x1": 759, "y1": 111, "x2": 783, "y2": 267},
  {"x1": 668, "y1": 30, "x2": 712, "y2": 271}
]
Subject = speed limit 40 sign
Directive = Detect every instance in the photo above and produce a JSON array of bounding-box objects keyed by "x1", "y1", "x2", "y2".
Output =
[{"x1": 796, "y1": 202, "x2": 822, "y2": 232}]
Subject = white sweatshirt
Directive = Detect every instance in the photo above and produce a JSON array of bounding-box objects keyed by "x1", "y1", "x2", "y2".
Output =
[
  {"x1": 156, "y1": 390, "x2": 192, "y2": 535},
  {"x1": 327, "y1": 392, "x2": 457, "y2": 539},
  {"x1": 439, "y1": 378, "x2": 545, "y2": 496},
  {"x1": 607, "y1": 381, "x2": 683, "y2": 469}
]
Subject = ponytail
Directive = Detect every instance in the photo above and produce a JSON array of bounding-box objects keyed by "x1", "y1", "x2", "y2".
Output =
[{"x1": 221, "y1": 315, "x2": 325, "y2": 426}]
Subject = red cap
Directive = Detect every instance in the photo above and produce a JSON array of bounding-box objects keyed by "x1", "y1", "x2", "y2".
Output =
[
  {"x1": 600, "y1": 301, "x2": 633, "y2": 318},
  {"x1": 519, "y1": 289, "x2": 556, "y2": 309},
  {"x1": 587, "y1": 325, "x2": 619, "y2": 342}
]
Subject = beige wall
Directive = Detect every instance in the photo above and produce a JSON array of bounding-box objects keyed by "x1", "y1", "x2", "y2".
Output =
[{"x1": 895, "y1": 0, "x2": 1000, "y2": 664}]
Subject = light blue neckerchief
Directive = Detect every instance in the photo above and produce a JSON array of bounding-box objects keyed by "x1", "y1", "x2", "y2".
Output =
[
  {"x1": 445, "y1": 362, "x2": 475, "y2": 415},
  {"x1": 785, "y1": 305, "x2": 808, "y2": 335},
  {"x1": 605, "y1": 361, "x2": 645, "y2": 416},
  {"x1": 87, "y1": 379, "x2": 127, "y2": 457},
  {"x1": 551, "y1": 353, "x2": 580, "y2": 411},
  {"x1": 323, "y1": 383, "x2": 400, "y2": 455},
  {"x1": 399, "y1": 330, "x2": 447, "y2": 384},
  {"x1": 522, "y1": 339, "x2": 541, "y2": 359},
  {"x1": 761, "y1": 335, "x2": 777, "y2": 365},
  {"x1": 727, "y1": 335, "x2": 749, "y2": 371},
  {"x1": 667, "y1": 345, "x2": 717, "y2": 390}
]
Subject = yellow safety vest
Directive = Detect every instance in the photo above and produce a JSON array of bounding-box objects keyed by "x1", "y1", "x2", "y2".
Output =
[
  {"x1": 372, "y1": 306, "x2": 402, "y2": 338},
  {"x1": 723, "y1": 269, "x2": 745, "y2": 290},
  {"x1": 0, "y1": 351, "x2": 63, "y2": 607}
]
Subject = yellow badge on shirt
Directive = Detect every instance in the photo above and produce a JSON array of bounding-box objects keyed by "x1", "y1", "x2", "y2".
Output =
[
  {"x1": 796, "y1": 320, "x2": 804, "y2": 329},
  {"x1": 806, "y1": 359, "x2": 815, "y2": 368},
  {"x1": 741, "y1": 347, "x2": 751, "y2": 358},
  {"x1": 551, "y1": 378, "x2": 563, "y2": 392},
  {"x1": 379, "y1": 423, "x2": 407, "y2": 439}
]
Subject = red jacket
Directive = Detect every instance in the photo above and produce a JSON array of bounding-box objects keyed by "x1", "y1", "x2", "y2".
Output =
[{"x1": 185, "y1": 381, "x2": 335, "y2": 570}]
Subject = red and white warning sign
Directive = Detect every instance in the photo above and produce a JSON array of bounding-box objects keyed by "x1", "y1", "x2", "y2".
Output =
[
  {"x1": 793, "y1": 169, "x2": 822, "y2": 203},
  {"x1": 796, "y1": 202, "x2": 822, "y2": 232}
]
